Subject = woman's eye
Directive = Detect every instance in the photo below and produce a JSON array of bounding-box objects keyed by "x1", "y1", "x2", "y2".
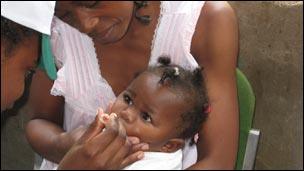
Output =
[
  {"x1": 25, "y1": 69, "x2": 36, "y2": 79},
  {"x1": 141, "y1": 112, "x2": 152, "y2": 123},
  {"x1": 123, "y1": 94, "x2": 133, "y2": 105}
]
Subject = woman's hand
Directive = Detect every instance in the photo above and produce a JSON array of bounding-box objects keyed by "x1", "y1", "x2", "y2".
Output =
[
  {"x1": 55, "y1": 125, "x2": 87, "y2": 156},
  {"x1": 55, "y1": 102, "x2": 115, "y2": 156},
  {"x1": 57, "y1": 110, "x2": 145, "y2": 170}
]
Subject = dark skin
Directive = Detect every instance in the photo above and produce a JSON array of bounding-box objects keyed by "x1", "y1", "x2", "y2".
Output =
[
  {"x1": 25, "y1": 69, "x2": 146, "y2": 168},
  {"x1": 58, "y1": 109, "x2": 145, "y2": 170},
  {"x1": 1, "y1": 23, "x2": 143, "y2": 170},
  {"x1": 113, "y1": 72, "x2": 188, "y2": 153},
  {"x1": 26, "y1": 1, "x2": 239, "y2": 169},
  {"x1": 1, "y1": 35, "x2": 39, "y2": 111}
]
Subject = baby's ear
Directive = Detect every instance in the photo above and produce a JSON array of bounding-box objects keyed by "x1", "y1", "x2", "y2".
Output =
[{"x1": 161, "y1": 138, "x2": 185, "y2": 153}]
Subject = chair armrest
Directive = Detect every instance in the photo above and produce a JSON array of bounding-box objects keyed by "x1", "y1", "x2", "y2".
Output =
[{"x1": 242, "y1": 129, "x2": 260, "y2": 170}]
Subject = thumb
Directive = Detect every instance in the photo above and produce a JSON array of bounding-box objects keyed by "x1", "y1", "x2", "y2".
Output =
[{"x1": 78, "y1": 108, "x2": 106, "y2": 144}]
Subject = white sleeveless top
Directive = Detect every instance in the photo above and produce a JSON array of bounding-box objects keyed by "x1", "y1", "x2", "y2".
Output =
[{"x1": 40, "y1": 1, "x2": 205, "y2": 170}]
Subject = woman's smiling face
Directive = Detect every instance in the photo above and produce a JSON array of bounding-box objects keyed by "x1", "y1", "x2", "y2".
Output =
[
  {"x1": 55, "y1": 1, "x2": 134, "y2": 44},
  {"x1": 111, "y1": 72, "x2": 189, "y2": 152}
]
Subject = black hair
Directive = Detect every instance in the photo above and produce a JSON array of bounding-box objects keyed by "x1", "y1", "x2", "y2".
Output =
[
  {"x1": 1, "y1": 17, "x2": 38, "y2": 127},
  {"x1": 1, "y1": 16, "x2": 38, "y2": 56},
  {"x1": 146, "y1": 57, "x2": 209, "y2": 144}
]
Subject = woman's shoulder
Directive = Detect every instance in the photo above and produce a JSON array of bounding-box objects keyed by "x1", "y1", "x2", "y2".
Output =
[
  {"x1": 196, "y1": 1, "x2": 237, "y2": 37},
  {"x1": 191, "y1": 1, "x2": 238, "y2": 63},
  {"x1": 202, "y1": 2, "x2": 235, "y2": 17}
]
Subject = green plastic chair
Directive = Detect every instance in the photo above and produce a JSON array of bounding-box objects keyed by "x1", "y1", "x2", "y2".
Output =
[{"x1": 235, "y1": 68, "x2": 260, "y2": 170}]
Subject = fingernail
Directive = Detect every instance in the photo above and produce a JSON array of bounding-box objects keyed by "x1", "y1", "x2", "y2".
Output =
[
  {"x1": 141, "y1": 144, "x2": 149, "y2": 150},
  {"x1": 110, "y1": 113, "x2": 118, "y2": 119},
  {"x1": 98, "y1": 114, "x2": 109, "y2": 124},
  {"x1": 128, "y1": 137, "x2": 140, "y2": 144},
  {"x1": 137, "y1": 152, "x2": 144, "y2": 159},
  {"x1": 102, "y1": 114, "x2": 110, "y2": 123}
]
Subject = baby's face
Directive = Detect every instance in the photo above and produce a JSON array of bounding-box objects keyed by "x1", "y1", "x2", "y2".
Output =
[{"x1": 111, "y1": 72, "x2": 189, "y2": 152}]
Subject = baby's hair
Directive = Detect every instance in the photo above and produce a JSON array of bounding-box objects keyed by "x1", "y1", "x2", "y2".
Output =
[{"x1": 146, "y1": 56, "x2": 209, "y2": 143}]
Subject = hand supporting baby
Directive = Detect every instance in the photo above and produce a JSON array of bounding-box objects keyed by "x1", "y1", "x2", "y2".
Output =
[{"x1": 57, "y1": 104, "x2": 149, "y2": 170}]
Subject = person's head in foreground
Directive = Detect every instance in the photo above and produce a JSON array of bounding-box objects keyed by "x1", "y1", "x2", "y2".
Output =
[
  {"x1": 1, "y1": 1, "x2": 55, "y2": 114},
  {"x1": 111, "y1": 57, "x2": 209, "y2": 153},
  {"x1": 1, "y1": 16, "x2": 39, "y2": 120}
]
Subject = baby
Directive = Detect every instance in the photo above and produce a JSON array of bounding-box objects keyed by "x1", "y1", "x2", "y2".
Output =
[{"x1": 103, "y1": 57, "x2": 209, "y2": 170}]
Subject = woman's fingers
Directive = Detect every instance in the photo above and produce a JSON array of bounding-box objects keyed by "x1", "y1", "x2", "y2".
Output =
[
  {"x1": 120, "y1": 151, "x2": 145, "y2": 169},
  {"x1": 82, "y1": 113, "x2": 123, "y2": 158},
  {"x1": 78, "y1": 108, "x2": 105, "y2": 144},
  {"x1": 84, "y1": 115, "x2": 128, "y2": 169},
  {"x1": 127, "y1": 136, "x2": 140, "y2": 145},
  {"x1": 102, "y1": 134, "x2": 131, "y2": 169},
  {"x1": 58, "y1": 110, "x2": 144, "y2": 170},
  {"x1": 109, "y1": 141, "x2": 148, "y2": 169},
  {"x1": 130, "y1": 142, "x2": 149, "y2": 153},
  {"x1": 96, "y1": 115, "x2": 126, "y2": 155}
]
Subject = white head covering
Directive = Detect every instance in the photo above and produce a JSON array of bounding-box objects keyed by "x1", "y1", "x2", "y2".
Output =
[{"x1": 1, "y1": 1, "x2": 56, "y2": 35}]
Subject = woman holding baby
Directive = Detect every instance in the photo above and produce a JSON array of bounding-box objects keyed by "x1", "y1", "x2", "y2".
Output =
[{"x1": 2, "y1": 1, "x2": 239, "y2": 169}]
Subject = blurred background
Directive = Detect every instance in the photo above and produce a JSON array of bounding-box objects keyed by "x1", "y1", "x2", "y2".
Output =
[{"x1": 1, "y1": 1, "x2": 303, "y2": 170}]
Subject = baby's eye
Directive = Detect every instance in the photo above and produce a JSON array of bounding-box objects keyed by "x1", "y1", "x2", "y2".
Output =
[
  {"x1": 141, "y1": 112, "x2": 152, "y2": 123},
  {"x1": 123, "y1": 94, "x2": 133, "y2": 105}
]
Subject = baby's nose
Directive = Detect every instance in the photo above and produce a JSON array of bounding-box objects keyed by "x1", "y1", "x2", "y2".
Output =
[{"x1": 119, "y1": 109, "x2": 137, "y2": 124}]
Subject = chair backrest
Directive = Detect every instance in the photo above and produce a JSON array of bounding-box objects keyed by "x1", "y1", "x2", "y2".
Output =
[{"x1": 235, "y1": 68, "x2": 256, "y2": 170}]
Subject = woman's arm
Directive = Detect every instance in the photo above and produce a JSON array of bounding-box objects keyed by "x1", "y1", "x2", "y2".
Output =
[
  {"x1": 189, "y1": 1, "x2": 239, "y2": 169},
  {"x1": 25, "y1": 69, "x2": 145, "y2": 167},
  {"x1": 25, "y1": 69, "x2": 71, "y2": 163}
]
